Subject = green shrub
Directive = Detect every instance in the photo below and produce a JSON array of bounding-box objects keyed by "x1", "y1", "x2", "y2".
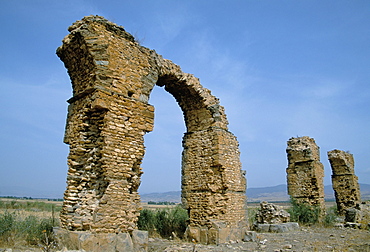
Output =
[
  {"x1": 137, "y1": 208, "x2": 156, "y2": 235},
  {"x1": 15, "y1": 216, "x2": 55, "y2": 245},
  {"x1": 247, "y1": 207, "x2": 257, "y2": 226},
  {"x1": 0, "y1": 211, "x2": 16, "y2": 241},
  {"x1": 138, "y1": 205, "x2": 188, "y2": 239},
  {"x1": 165, "y1": 205, "x2": 188, "y2": 239},
  {"x1": 323, "y1": 205, "x2": 338, "y2": 227},
  {"x1": 288, "y1": 197, "x2": 320, "y2": 225}
]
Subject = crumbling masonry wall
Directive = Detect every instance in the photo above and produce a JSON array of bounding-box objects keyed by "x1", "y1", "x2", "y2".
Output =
[
  {"x1": 286, "y1": 137, "x2": 325, "y2": 211},
  {"x1": 328, "y1": 149, "x2": 361, "y2": 215},
  {"x1": 57, "y1": 16, "x2": 246, "y2": 243}
]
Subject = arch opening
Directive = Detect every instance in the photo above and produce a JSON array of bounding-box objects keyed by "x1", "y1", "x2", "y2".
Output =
[{"x1": 140, "y1": 85, "x2": 185, "y2": 194}]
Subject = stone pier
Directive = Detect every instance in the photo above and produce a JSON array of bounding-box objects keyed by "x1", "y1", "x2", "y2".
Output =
[
  {"x1": 328, "y1": 149, "x2": 361, "y2": 215},
  {"x1": 56, "y1": 15, "x2": 247, "y2": 250},
  {"x1": 286, "y1": 136, "x2": 325, "y2": 212}
]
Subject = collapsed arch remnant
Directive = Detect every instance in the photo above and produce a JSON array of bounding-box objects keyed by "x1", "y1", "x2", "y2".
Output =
[{"x1": 57, "y1": 15, "x2": 247, "y2": 245}]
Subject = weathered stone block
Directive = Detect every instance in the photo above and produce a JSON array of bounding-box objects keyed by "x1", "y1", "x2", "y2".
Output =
[
  {"x1": 269, "y1": 224, "x2": 289, "y2": 233},
  {"x1": 199, "y1": 228, "x2": 208, "y2": 244},
  {"x1": 53, "y1": 229, "x2": 141, "y2": 252},
  {"x1": 284, "y1": 222, "x2": 300, "y2": 231},
  {"x1": 78, "y1": 232, "x2": 97, "y2": 251},
  {"x1": 255, "y1": 224, "x2": 270, "y2": 232},
  {"x1": 132, "y1": 230, "x2": 148, "y2": 252},
  {"x1": 53, "y1": 227, "x2": 79, "y2": 250},
  {"x1": 116, "y1": 233, "x2": 134, "y2": 252},
  {"x1": 345, "y1": 202, "x2": 370, "y2": 226},
  {"x1": 185, "y1": 226, "x2": 200, "y2": 243},
  {"x1": 269, "y1": 222, "x2": 299, "y2": 233},
  {"x1": 243, "y1": 231, "x2": 257, "y2": 242},
  {"x1": 217, "y1": 226, "x2": 231, "y2": 244},
  {"x1": 254, "y1": 222, "x2": 299, "y2": 233},
  {"x1": 208, "y1": 228, "x2": 218, "y2": 245}
]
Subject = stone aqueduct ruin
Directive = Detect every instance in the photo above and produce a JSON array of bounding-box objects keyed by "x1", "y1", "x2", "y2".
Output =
[
  {"x1": 57, "y1": 16, "x2": 364, "y2": 249},
  {"x1": 57, "y1": 16, "x2": 247, "y2": 244}
]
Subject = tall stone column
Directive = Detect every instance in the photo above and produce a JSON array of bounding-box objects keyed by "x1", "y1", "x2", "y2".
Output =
[
  {"x1": 286, "y1": 136, "x2": 325, "y2": 212},
  {"x1": 56, "y1": 16, "x2": 156, "y2": 234},
  {"x1": 181, "y1": 128, "x2": 247, "y2": 244},
  {"x1": 328, "y1": 149, "x2": 361, "y2": 215}
]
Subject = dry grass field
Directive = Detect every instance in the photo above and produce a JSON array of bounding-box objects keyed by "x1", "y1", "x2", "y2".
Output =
[{"x1": 0, "y1": 198, "x2": 61, "y2": 251}]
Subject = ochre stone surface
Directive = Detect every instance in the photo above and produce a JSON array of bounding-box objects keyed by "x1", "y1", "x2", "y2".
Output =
[
  {"x1": 286, "y1": 136, "x2": 325, "y2": 212},
  {"x1": 327, "y1": 149, "x2": 361, "y2": 215},
  {"x1": 57, "y1": 15, "x2": 246, "y2": 244},
  {"x1": 255, "y1": 201, "x2": 290, "y2": 224}
]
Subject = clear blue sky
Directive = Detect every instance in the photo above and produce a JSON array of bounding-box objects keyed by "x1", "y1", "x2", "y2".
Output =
[{"x1": 0, "y1": 1, "x2": 369, "y2": 197}]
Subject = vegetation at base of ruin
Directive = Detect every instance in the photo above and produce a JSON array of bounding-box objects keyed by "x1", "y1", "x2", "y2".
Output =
[
  {"x1": 0, "y1": 211, "x2": 58, "y2": 250},
  {"x1": 358, "y1": 205, "x2": 370, "y2": 230},
  {"x1": 323, "y1": 205, "x2": 339, "y2": 227},
  {"x1": 138, "y1": 205, "x2": 188, "y2": 239},
  {"x1": 288, "y1": 197, "x2": 321, "y2": 225},
  {"x1": 247, "y1": 207, "x2": 258, "y2": 226},
  {"x1": 287, "y1": 198, "x2": 341, "y2": 227}
]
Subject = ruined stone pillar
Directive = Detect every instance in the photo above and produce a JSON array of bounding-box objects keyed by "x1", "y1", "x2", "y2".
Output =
[
  {"x1": 286, "y1": 136, "x2": 325, "y2": 212},
  {"x1": 56, "y1": 15, "x2": 247, "y2": 248},
  {"x1": 328, "y1": 149, "x2": 361, "y2": 215},
  {"x1": 56, "y1": 17, "x2": 156, "y2": 235},
  {"x1": 181, "y1": 128, "x2": 247, "y2": 244}
]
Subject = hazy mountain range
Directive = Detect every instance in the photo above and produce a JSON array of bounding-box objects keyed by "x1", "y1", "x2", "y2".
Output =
[
  {"x1": 1, "y1": 184, "x2": 369, "y2": 202},
  {"x1": 140, "y1": 183, "x2": 370, "y2": 203}
]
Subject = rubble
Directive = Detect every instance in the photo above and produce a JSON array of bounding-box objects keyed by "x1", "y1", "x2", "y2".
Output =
[
  {"x1": 253, "y1": 201, "x2": 298, "y2": 233},
  {"x1": 255, "y1": 201, "x2": 290, "y2": 224}
]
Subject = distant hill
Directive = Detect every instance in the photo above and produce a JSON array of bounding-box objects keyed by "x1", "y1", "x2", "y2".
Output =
[
  {"x1": 247, "y1": 184, "x2": 288, "y2": 202},
  {"x1": 140, "y1": 191, "x2": 181, "y2": 203},
  {"x1": 140, "y1": 183, "x2": 370, "y2": 203},
  {"x1": 1, "y1": 183, "x2": 369, "y2": 202}
]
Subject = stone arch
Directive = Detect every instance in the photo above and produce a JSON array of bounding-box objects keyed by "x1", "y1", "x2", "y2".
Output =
[{"x1": 57, "y1": 15, "x2": 246, "y2": 244}]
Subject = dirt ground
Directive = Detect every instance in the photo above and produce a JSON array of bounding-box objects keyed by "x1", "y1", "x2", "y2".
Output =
[
  {"x1": 0, "y1": 226, "x2": 369, "y2": 251},
  {"x1": 148, "y1": 226, "x2": 370, "y2": 252}
]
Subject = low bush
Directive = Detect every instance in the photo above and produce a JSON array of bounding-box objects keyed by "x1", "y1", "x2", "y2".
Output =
[
  {"x1": 137, "y1": 208, "x2": 156, "y2": 235},
  {"x1": 247, "y1": 207, "x2": 257, "y2": 226},
  {"x1": 288, "y1": 198, "x2": 342, "y2": 227},
  {"x1": 288, "y1": 197, "x2": 320, "y2": 225},
  {"x1": 0, "y1": 211, "x2": 15, "y2": 242},
  {"x1": 323, "y1": 205, "x2": 338, "y2": 227},
  {"x1": 138, "y1": 205, "x2": 188, "y2": 239}
]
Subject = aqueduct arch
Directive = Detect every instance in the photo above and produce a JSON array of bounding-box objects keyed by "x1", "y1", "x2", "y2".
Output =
[{"x1": 57, "y1": 16, "x2": 246, "y2": 245}]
